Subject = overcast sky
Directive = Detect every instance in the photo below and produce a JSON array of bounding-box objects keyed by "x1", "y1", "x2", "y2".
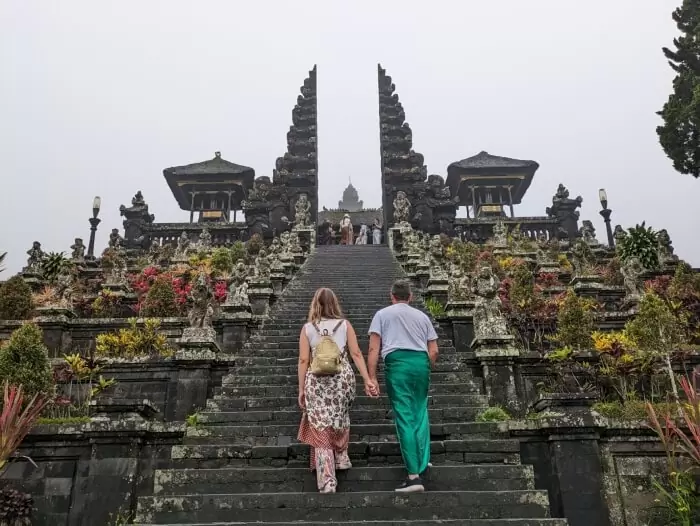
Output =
[{"x1": 1, "y1": 0, "x2": 697, "y2": 273}]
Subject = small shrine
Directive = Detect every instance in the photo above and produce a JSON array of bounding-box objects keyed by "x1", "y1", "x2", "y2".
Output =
[
  {"x1": 446, "y1": 151, "x2": 539, "y2": 218},
  {"x1": 163, "y1": 151, "x2": 255, "y2": 223},
  {"x1": 338, "y1": 180, "x2": 363, "y2": 211}
]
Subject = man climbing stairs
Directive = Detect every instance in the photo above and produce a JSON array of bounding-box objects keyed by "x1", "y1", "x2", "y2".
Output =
[{"x1": 136, "y1": 245, "x2": 566, "y2": 525}]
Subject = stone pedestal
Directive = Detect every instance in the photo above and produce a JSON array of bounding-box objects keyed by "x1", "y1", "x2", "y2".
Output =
[
  {"x1": 536, "y1": 262, "x2": 561, "y2": 275},
  {"x1": 293, "y1": 253, "x2": 305, "y2": 267},
  {"x1": 174, "y1": 327, "x2": 220, "y2": 420},
  {"x1": 415, "y1": 263, "x2": 430, "y2": 290},
  {"x1": 427, "y1": 274, "x2": 449, "y2": 306},
  {"x1": 388, "y1": 227, "x2": 403, "y2": 252},
  {"x1": 445, "y1": 300, "x2": 476, "y2": 353},
  {"x1": 471, "y1": 335, "x2": 520, "y2": 414},
  {"x1": 294, "y1": 227, "x2": 316, "y2": 254},
  {"x1": 280, "y1": 256, "x2": 294, "y2": 280},
  {"x1": 21, "y1": 270, "x2": 44, "y2": 291},
  {"x1": 103, "y1": 281, "x2": 130, "y2": 295},
  {"x1": 570, "y1": 275, "x2": 605, "y2": 299},
  {"x1": 34, "y1": 307, "x2": 76, "y2": 358},
  {"x1": 220, "y1": 303, "x2": 253, "y2": 353},
  {"x1": 248, "y1": 280, "x2": 273, "y2": 316},
  {"x1": 270, "y1": 272, "x2": 286, "y2": 297}
]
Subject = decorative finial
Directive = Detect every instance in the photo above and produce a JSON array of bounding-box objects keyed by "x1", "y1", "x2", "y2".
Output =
[{"x1": 215, "y1": 151, "x2": 221, "y2": 158}]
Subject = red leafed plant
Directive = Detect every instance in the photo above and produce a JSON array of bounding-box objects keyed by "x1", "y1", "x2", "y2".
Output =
[
  {"x1": 0, "y1": 382, "x2": 50, "y2": 474},
  {"x1": 213, "y1": 281, "x2": 228, "y2": 303}
]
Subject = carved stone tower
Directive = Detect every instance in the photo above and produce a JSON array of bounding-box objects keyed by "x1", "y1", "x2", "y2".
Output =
[{"x1": 338, "y1": 180, "x2": 363, "y2": 211}]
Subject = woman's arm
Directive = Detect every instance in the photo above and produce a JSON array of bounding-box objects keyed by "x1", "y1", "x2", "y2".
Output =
[{"x1": 298, "y1": 326, "x2": 310, "y2": 409}]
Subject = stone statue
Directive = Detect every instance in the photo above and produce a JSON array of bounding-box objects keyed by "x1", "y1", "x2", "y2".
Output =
[
  {"x1": 657, "y1": 229, "x2": 677, "y2": 265},
  {"x1": 356, "y1": 224, "x2": 368, "y2": 245},
  {"x1": 289, "y1": 232, "x2": 303, "y2": 254},
  {"x1": 621, "y1": 256, "x2": 644, "y2": 305},
  {"x1": 492, "y1": 221, "x2": 508, "y2": 246},
  {"x1": 148, "y1": 238, "x2": 161, "y2": 264},
  {"x1": 471, "y1": 265, "x2": 509, "y2": 339},
  {"x1": 340, "y1": 214, "x2": 353, "y2": 245},
  {"x1": 429, "y1": 235, "x2": 447, "y2": 278},
  {"x1": 546, "y1": 184, "x2": 583, "y2": 240},
  {"x1": 613, "y1": 225, "x2": 627, "y2": 251},
  {"x1": 226, "y1": 262, "x2": 250, "y2": 305},
  {"x1": 187, "y1": 273, "x2": 215, "y2": 328},
  {"x1": 175, "y1": 231, "x2": 191, "y2": 259},
  {"x1": 254, "y1": 248, "x2": 271, "y2": 279},
  {"x1": 25, "y1": 241, "x2": 45, "y2": 272},
  {"x1": 571, "y1": 238, "x2": 595, "y2": 277},
  {"x1": 269, "y1": 237, "x2": 282, "y2": 257},
  {"x1": 55, "y1": 269, "x2": 74, "y2": 309},
  {"x1": 393, "y1": 191, "x2": 411, "y2": 225},
  {"x1": 580, "y1": 220, "x2": 598, "y2": 244},
  {"x1": 510, "y1": 227, "x2": 524, "y2": 248},
  {"x1": 70, "y1": 238, "x2": 86, "y2": 263},
  {"x1": 280, "y1": 231, "x2": 291, "y2": 256},
  {"x1": 448, "y1": 263, "x2": 470, "y2": 302},
  {"x1": 293, "y1": 193, "x2": 312, "y2": 229},
  {"x1": 198, "y1": 228, "x2": 212, "y2": 251},
  {"x1": 108, "y1": 229, "x2": 124, "y2": 250},
  {"x1": 105, "y1": 246, "x2": 127, "y2": 286}
]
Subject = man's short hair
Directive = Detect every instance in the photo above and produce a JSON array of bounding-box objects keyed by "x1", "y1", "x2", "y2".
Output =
[{"x1": 391, "y1": 280, "x2": 412, "y2": 301}]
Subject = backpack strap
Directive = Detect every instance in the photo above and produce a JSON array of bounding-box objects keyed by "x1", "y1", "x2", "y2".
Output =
[
  {"x1": 312, "y1": 322, "x2": 327, "y2": 336},
  {"x1": 330, "y1": 319, "x2": 345, "y2": 334}
]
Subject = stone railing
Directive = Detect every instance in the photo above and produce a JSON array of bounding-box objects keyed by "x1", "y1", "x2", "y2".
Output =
[
  {"x1": 143, "y1": 222, "x2": 249, "y2": 247},
  {"x1": 455, "y1": 216, "x2": 559, "y2": 242}
]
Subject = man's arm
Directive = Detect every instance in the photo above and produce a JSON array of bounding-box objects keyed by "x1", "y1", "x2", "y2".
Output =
[
  {"x1": 427, "y1": 339, "x2": 439, "y2": 366},
  {"x1": 368, "y1": 333, "x2": 381, "y2": 381}
]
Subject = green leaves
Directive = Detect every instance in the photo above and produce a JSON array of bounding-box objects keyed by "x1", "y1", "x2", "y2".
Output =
[
  {"x1": 40, "y1": 251, "x2": 72, "y2": 283},
  {"x1": 618, "y1": 222, "x2": 660, "y2": 270}
]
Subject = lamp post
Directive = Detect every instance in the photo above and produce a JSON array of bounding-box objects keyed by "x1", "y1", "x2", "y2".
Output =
[
  {"x1": 598, "y1": 189, "x2": 614, "y2": 248},
  {"x1": 86, "y1": 196, "x2": 102, "y2": 260}
]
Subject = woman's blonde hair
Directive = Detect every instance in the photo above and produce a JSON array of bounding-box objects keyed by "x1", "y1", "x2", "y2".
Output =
[{"x1": 307, "y1": 287, "x2": 344, "y2": 323}]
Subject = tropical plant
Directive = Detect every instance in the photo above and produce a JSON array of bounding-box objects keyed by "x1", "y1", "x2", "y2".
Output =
[
  {"x1": 91, "y1": 289, "x2": 124, "y2": 318},
  {"x1": 95, "y1": 318, "x2": 173, "y2": 359},
  {"x1": 139, "y1": 275, "x2": 180, "y2": 317},
  {"x1": 549, "y1": 290, "x2": 596, "y2": 351},
  {"x1": 617, "y1": 223, "x2": 660, "y2": 270},
  {"x1": 48, "y1": 354, "x2": 116, "y2": 419},
  {"x1": 230, "y1": 241, "x2": 247, "y2": 264},
  {"x1": 0, "y1": 324, "x2": 53, "y2": 400},
  {"x1": 656, "y1": 0, "x2": 700, "y2": 178},
  {"x1": 31, "y1": 285, "x2": 59, "y2": 308},
  {"x1": 211, "y1": 247, "x2": 233, "y2": 274},
  {"x1": 0, "y1": 486, "x2": 34, "y2": 525},
  {"x1": 424, "y1": 298, "x2": 445, "y2": 317},
  {"x1": 0, "y1": 276, "x2": 34, "y2": 320},
  {"x1": 40, "y1": 252, "x2": 72, "y2": 283},
  {"x1": 0, "y1": 382, "x2": 50, "y2": 474},
  {"x1": 626, "y1": 292, "x2": 688, "y2": 403},
  {"x1": 475, "y1": 406, "x2": 511, "y2": 422}
]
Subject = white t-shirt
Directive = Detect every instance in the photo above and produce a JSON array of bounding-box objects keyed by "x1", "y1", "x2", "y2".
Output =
[{"x1": 368, "y1": 303, "x2": 438, "y2": 359}]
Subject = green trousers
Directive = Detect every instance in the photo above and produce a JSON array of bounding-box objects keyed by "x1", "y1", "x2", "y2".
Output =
[{"x1": 384, "y1": 349, "x2": 431, "y2": 475}]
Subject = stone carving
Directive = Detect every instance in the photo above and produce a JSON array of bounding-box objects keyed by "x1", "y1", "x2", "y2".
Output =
[
  {"x1": 613, "y1": 225, "x2": 627, "y2": 250},
  {"x1": 492, "y1": 221, "x2": 508, "y2": 247},
  {"x1": 187, "y1": 273, "x2": 215, "y2": 328},
  {"x1": 571, "y1": 238, "x2": 596, "y2": 277},
  {"x1": 109, "y1": 229, "x2": 124, "y2": 250},
  {"x1": 174, "y1": 232, "x2": 191, "y2": 259},
  {"x1": 198, "y1": 228, "x2": 212, "y2": 251},
  {"x1": 393, "y1": 191, "x2": 411, "y2": 225},
  {"x1": 471, "y1": 265, "x2": 509, "y2": 339},
  {"x1": 25, "y1": 241, "x2": 45, "y2": 273},
  {"x1": 55, "y1": 269, "x2": 75, "y2": 309},
  {"x1": 70, "y1": 238, "x2": 86, "y2": 263},
  {"x1": 293, "y1": 193, "x2": 312, "y2": 229},
  {"x1": 621, "y1": 256, "x2": 645, "y2": 305},
  {"x1": 657, "y1": 229, "x2": 677, "y2": 265},
  {"x1": 448, "y1": 263, "x2": 470, "y2": 302},
  {"x1": 429, "y1": 235, "x2": 447, "y2": 278},
  {"x1": 254, "y1": 248, "x2": 271, "y2": 279},
  {"x1": 148, "y1": 238, "x2": 162, "y2": 264},
  {"x1": 580, "y1": 220, "x2": 598, "y2": 244},
  {"x1": 104, "y1": 246, "x2": 128, "y2": 287},
  {"x1": 226, "y1": 262, "x2": 250, "y2": 306},
  {"x1": 120, "y1": 191, "x2": 155, "y2": 250},
  {"x1": 545, "y1": 184, "x2": 583, "y2": 240},
  {"x1": 268, "y1": 237, "x2": 282, "y2": 258},
  {"x1": 289, "y1": 232, "x2": 303, "y2": 254}
]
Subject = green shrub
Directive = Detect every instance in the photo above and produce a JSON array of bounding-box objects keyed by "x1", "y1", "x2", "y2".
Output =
[
  {"x1": 211, "y1": 247, "x2": 233, "y2": 274},
  {"x1": 549, "y1": 290, "x2": 595, "y2": 350},
  {"x1": 140, "y1": 276, "x2": 179, "y2": 317},
  {"x1": 230, "y1": 241, "x2": 246, "y2": 264},
  {"x1": 424, "y1": 298, "x2": 445, "y2": 317},
  {"x1": 618, "y1": 222, "x2": 659, "y2": 270},
  {"x1": 95, "y1": 318, "x2": 173, "y2": 359},
  {"x1": 0, "y1": 323, "x2": 53, "y2": 399},
  {"x1": 476, "y1": 406, "x2": 511, "y2": 422},
  {"x1": 41, "y1": 252, "x2": 72, "y2": 283},
  {"x1": 0, "y1": 276, "x2": 34, "y2": 320},
  {"x1": 246, "y1": 234, "x2": 263, "y2": 256}
]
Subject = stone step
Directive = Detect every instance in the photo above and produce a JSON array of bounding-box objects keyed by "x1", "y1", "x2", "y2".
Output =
[
  {"x1": 138, "y1": 520, "x2": 568, "y2": 526},
  {"x1": 170, "y1": 439, "x2": 521, "y2": 467},
  {"x1": 136, "y1": 490, "x2": 552, "y2": 523},
  {"x1": 222, "y1": 374, "x2": 479, "y2": 388},
  {"x1": 218, "y1": 382, "x2": 483, "y2": 397},
  {"x1": 240, "y1": 343, "x2": 458, "y2": 353},
  {"x1": 232, "y1": 353, "x2": 464, "y2": 366},
  {"x1": 205, "y1": 394, "x2": 488, "y2": 411},
  {"x1": 183, "y1": 422, "x2": 502, "y2": 446},
  {"x1": 153, "y1": 465, "x2": 535, "y2": 495},
  {"x1": 197, "y1": 406, "x2": 488, "y2": 425},
  {"x1": 229, "y1": 362, "x2": 472, "y2": 376}
]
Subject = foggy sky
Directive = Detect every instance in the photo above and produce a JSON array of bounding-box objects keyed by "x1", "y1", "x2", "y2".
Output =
[{"x1": 1, "y1": 0, "x2": 697, "y2": 274}]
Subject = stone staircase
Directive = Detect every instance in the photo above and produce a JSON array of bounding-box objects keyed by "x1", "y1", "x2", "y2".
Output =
[{"x1": 136, "y1": 245, "x2": 566, "y2": 525}]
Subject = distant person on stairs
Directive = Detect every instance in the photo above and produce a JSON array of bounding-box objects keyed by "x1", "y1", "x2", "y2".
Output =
[
  {"x1": 368, "y1": 280, "x2": 438, "y2": 493},
  {"x1": 297, "y1": 287, "x2": 379, "y2": 494}
]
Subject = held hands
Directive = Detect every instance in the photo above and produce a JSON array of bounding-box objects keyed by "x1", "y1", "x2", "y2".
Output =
[
  {"x1": 298, "y1": 391, "x2": 305, "y2": 410},
  {"x1": 364, "y1": 378, "x2": 380, "y2": 398}
]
